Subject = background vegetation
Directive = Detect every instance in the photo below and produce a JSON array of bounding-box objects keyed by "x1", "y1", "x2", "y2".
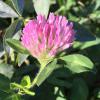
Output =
[{"x1": 0, "y1": 0, "x2": 100, "y2": 100}]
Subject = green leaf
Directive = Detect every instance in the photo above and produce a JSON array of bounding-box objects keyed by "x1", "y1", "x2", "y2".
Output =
[
  {"x1": 56, "y1": 97, "x2": 66, "y2": 100},
  {"x1": 97, "y1": 91, "x2": 100, "y2": 98},
  {"x1": 48, "y1": 68, "x2": 72, "y2": 88},
  {"x1": 6, "y1": 39, "x2": 29, "y2": 54},
  {"x1": 66, "y1": 0, "x2": 76, "y2": 10},
  {"x1": 13, "y1": 30, "x2": 22, "y2": 40},
  {"x1": 48, "y1": 76, "x2": 72, "y2": 88},
  {"x1": 5, "y1": 94, "x2": 22, "y2": 100},
  {"x1": 50, "y1": 0, "x2": 56, "y2": 5},
  {"x1": 33, "y1": 60, "x2": 57, "y2": 86},
  {"x1": 0, "y1": 91, "x2": 22, "y2": 100},
  {"x1": 60, "y1": 54, "x2": 94, "y2": 73},
  {"x1": 11, "y1": 0, "x2": 24, "y2": 16},
  {"x1": 0, "y1": 74, "x2": 10, "y2": 92},
  {"x1": 70, "y1": 78, "x2": 89, "y2": 100},
  {"x1": 54, "y1": 87, "x2": 67, "y2": 100},
  {"x1": 0, "y1": 91, "x2": 10, "y2": 100},
  {"x1": 94, "y1": 0, "x2": 100, "y2": 10},
  {"x1": 89, "y1": 11, "x2": 100, "y2": 20},
  {"x1": 0, "y1": 63, "x2": 14, "y2": 79},
  {"x1": 36, "y1": 60, "x2": 57, "y2": 86},
  {"x1": 32, "y1": 83, "x2": 67, "y2": 100},
  {"x1": 4, "y1": 19, "x2": 23, "y2": 53},
  {"x1": 73, "y1": 38, "x2": 100, "y2": 50},
  {"x1": 94, "y1": 88, "x2": 100, "y2": 99},
  {"x1": 57, "y1": 0, "x2": 64, "y2": 6},
  {"x1": 24, "y1": 0, "x2": 34, "y2": 13},
  {"x1": 21, "y1": 75, "x2": 31, "y2": 89},
  {"x1": 0, "y1": 1, "x2": 18, "y2": 18},
  {"x1": 33, "y1": 0, "x2": 50, "y2": 18},
  {"x1": 5, "y1": 20, "x2": 23, "y2": 39},
  {"x1": 17, "y1": 53, "x2": 29, "y2": 66}
]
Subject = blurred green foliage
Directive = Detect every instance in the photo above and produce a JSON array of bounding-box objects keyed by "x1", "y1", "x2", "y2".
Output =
[{"x1": 0, "y1": 0, "x2": 100, "y2": 100}]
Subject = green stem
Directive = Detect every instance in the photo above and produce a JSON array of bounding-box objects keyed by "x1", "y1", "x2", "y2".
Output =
[{"x1": 31, "y1": 64, "x2": 46, "y2": 88}]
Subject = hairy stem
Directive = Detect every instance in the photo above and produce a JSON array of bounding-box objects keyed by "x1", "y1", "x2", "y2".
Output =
[{"x1": 31, "y1": 64, "x2": 46, "y2": 88}]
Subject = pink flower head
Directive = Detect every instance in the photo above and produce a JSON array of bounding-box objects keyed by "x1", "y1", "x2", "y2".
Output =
[{"x1": 21, "y1": 13, "x2": 75, "y2": 63}]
